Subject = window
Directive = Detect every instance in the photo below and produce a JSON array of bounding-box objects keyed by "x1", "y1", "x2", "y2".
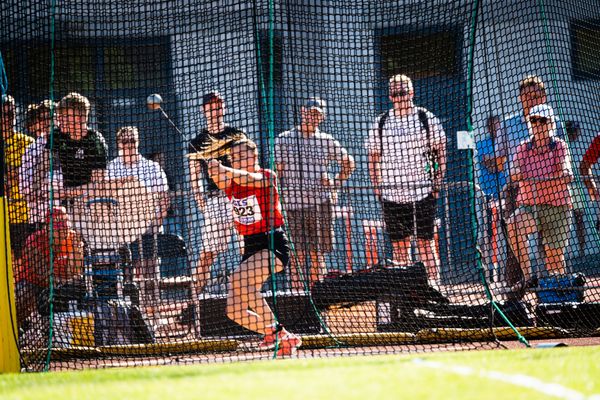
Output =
[
  {"x1": 104, "y1": 46, "x2": 135, "y2": 90},
  {"x1": 55, "y1": 45, "x2": 97, "y2": 93},
  {"x1": 571, "y1": 19, "x2": 600, "y2": 80},
  {"x1": 5, "y1": 43, "x2": 97, "y2": 99},
  {"x1": 0, "y1": 39, "x2": 170, "y2": 102},
  {"x1": 104, "y1": 43, "x2": 170, "y2": 90},
  {"x1": 380, "y1": 30, "x2": 459, "y2": 79}
]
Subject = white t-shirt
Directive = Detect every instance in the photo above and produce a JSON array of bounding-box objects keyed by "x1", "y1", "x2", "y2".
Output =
[
  {"x1": 275, "y1": 128, "x2": 348, "y2": 210},
  {"x1": 19, "y1": 136, "x2": 64, "y2": 224},
  {"x1": 106, "y1": 156, "x2": 169, "y2": 193},
  {"x1": 365, "y1": 108, "x2": 445, "y2": 203}
]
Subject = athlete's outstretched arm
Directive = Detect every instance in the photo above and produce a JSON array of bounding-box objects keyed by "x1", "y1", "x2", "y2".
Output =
[
  {"x1": 207, "y1": 159, "x2": 272, "y2": 189},
  {"x1": 206, "y1": 159, "x2": 230, "y2": 191}
]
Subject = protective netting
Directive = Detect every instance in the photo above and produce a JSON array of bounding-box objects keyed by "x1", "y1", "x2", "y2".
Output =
[{"x1": 1, "y1": 0, "x2": 600, "y2": 371}]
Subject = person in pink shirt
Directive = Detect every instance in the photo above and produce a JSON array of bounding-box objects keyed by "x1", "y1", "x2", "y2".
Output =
[{"x1": 507, "y1": 104, "x2": 572, "y2": 285}]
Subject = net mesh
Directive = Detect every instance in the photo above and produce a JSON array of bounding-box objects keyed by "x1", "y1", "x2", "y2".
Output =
[{"x1": 1, "y1": 0, "x2": 600, "y2": 371}]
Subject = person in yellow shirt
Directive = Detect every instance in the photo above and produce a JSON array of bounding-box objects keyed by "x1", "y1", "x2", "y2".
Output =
[{"x1": 2, "y1": 94, "x2": 34, "y2": 259}]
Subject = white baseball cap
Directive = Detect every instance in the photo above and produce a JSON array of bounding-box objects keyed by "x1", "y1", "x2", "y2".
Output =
[
  {"x1": 529, "y1": 103, "x2": 555, "y2": 120},
  {"x1": 304, "y1": 97, "x2": 327, "y2": 116}
]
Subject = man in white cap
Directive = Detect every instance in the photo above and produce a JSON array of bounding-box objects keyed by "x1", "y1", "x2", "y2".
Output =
[
  {"x1": 275, "y1": 97, "x2": 355, "y2": 288},
  {"x1": 507, "y1": 103, "x2": 572, "y2": 287}
]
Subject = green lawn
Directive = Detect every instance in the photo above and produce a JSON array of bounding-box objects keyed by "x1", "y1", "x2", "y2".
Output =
[{"x1": 1, "y1": 347, "x2": 599, "y2": 400}]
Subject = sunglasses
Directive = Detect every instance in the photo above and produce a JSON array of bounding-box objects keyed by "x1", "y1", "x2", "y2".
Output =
[
  {"x1": 119, "y1": 138, "x2": 137, "y2": 144},
  {"x1": 530, "y1": 116, "x2": 549, "y2": 124},
  {"x1": 390, "y1": 90, "x2": 409, "y2": 98}
]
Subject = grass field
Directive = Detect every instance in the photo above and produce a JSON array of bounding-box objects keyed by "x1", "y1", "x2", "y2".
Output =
[{"x1": 1, "y1": 346, "x2": 599, "y2": 400}]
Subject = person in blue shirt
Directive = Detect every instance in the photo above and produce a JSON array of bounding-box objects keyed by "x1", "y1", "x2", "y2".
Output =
[
  {"x1": 477, "y1": 115, "x2": 505, "y2": 199},
  {"x1": 476, "y1": 115, "x2": 505, "y2": 280}
]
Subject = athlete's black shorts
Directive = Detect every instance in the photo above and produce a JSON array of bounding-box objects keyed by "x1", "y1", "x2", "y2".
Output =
[
  {"x1": 242, "y1": 227, "x2": 290, "y2": 268},
  {"x1": 382, "y1": 194, "x2": 437, "y2": 241}
]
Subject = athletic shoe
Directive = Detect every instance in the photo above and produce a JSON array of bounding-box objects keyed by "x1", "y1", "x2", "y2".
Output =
[
  {"x1": 276, "y1": 331, "x2": 302, "y2": 357},
  {"x1": 257, "y1": 327, "x2": 279, "y2": 351}
]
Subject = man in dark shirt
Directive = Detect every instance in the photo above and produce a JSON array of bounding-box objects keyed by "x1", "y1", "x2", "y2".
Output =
[
  {"x1": 52, "y1": 92, "x2": 108, "y2": 197},
  {"x1": 188, "y1": 91, "x2": 246, "y2": 295},
  {"x1": 48, "y1": 93, "x2": 108, "y2": 259}
]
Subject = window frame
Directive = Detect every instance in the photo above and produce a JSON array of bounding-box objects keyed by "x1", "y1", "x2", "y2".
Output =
[{"x1": 571, "y1": 18, "x2": 600, "y2": 81}]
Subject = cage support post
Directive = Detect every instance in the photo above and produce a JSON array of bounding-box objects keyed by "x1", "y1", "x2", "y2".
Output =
[{"x1": 0, "y1": 197, "x2": 20, "y2": 373}]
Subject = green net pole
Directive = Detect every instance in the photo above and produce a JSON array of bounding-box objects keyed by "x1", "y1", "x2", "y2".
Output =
[
  {"x1": 253, "y1": 0, "x2": 283, "y2": 357},
  {"x1": 265, "y1": 0, "x2": 281, "y2": 358},
  {"x1": 44, "y1": 0, "x2": 58, "y2": 371},
  {"x1": 466, "y1": 0, "x2": 530, "y2": 347},
  {"x1": 253, "y1": 2, "x2": 342, "y2": 350}
]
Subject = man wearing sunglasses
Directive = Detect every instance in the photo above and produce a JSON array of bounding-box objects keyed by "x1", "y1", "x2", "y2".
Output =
[
  {"x1": 507, "y1": 104, "x2": 572, "y2": 290},
  {"x1": 106, "y1": 126, "x2": 170, "y2": 226},
  {"x1": 105, "y1": 126, "x2": 170, "y2": 308},
  {"x1": 366, "y1": 74, "x2": 446, "y2": 284}
]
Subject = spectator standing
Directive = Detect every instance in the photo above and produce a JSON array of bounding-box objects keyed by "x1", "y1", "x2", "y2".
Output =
[
  {"x1": 1, "y1": 94, "x2": 34, "y2": 259},
  {"x1": 106, "y1": 126, "x2": 170, "y2": 305},
  {"x1": 498, "y1": 76, "x2": 566, "y2": 286},
  {"x1": 366, "y1": 74, "x2": 446, "y2": 283},
  {"x1": 579, "y1": 126, "x2": 600, "y2": 249},
  {"x1": 188, "y1": 91, "x2": 246, "y2": 293},
  {"x1": 475, "y1": 115, "x2": 505, "y2": 279},
  {"x1": 275, "y1": 98, "x2": 355, "y2": 288},
  {"x1": 19, "y1": 100, "x2": 64, "y2": 227}
]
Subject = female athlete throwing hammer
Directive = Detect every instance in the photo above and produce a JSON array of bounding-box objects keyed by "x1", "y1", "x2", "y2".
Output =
[{"x1": 207, "y1": 139, "x2": 301, "y2": 356}]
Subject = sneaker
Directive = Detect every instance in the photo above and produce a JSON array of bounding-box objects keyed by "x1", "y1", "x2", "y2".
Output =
[
  {"x1": 257, "y1": 326, "x2": 279, "y2": 351},
  {"x1": 276, "y1": 331, "x2": 302, "y2": 357}
]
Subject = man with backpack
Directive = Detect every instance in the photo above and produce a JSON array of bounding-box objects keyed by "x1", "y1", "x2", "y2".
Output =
[{"x1": 366, "y1": 74, "x2": 447, "y2": 283}]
